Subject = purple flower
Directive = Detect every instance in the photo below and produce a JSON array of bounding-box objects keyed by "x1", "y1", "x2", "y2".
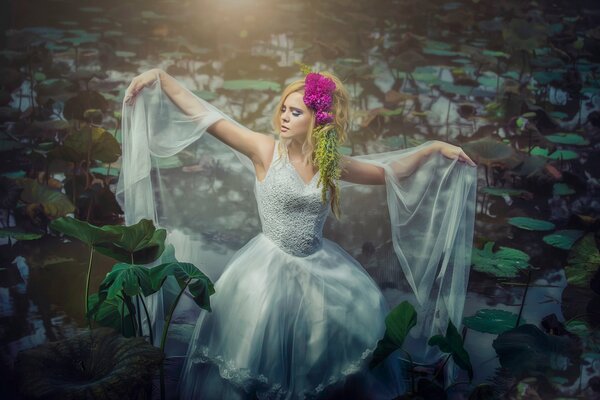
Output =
[{"x1": 303, "y1": 73, "x2": 336, "y2": 126}]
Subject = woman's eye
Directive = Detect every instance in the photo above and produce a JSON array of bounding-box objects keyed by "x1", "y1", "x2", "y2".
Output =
[{"x1": 292, "y1": 111, "x2": 301, "y2": 117}]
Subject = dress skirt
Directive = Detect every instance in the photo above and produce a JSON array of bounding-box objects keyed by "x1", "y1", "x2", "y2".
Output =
[{"x1": 177, "y1": 233, "x2": 402, "y2": 400}]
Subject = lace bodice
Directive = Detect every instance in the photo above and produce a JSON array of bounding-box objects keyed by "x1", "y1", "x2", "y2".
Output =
[{"x1": 255, "y1": 142, "x2": 330, "y2": 257}]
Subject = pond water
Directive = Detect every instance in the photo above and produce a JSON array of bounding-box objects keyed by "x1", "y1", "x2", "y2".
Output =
[{"x1": 1, "y1": 0, "x2": 600, "y2": 398}]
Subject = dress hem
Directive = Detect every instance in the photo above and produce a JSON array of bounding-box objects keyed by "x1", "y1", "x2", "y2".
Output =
[{"x1": 188, "y1": 344, "x2": 377, "y2": 399}]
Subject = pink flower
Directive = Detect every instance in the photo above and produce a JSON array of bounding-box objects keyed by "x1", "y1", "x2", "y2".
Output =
[{"x1": 303, "y1": 73, "x2": 336, "y2": 126}]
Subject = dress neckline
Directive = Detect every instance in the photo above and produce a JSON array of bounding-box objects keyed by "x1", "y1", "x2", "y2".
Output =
[{"x1": 283, "y1": 143, "x2": 319, "y2": 186}]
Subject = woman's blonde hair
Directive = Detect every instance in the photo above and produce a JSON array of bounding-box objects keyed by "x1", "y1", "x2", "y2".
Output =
[{"x1": 271, "y1": 72, "x2": 350, "y2": 218}]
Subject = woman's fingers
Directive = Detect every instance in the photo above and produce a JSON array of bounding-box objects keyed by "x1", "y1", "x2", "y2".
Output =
[{"x1": 124, "y1": 79, "x2": 140, "y2": 106}]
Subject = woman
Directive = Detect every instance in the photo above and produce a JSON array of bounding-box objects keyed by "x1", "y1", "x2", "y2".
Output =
[{"x1": 121, "y1": 68, "x2": 476, "y2": 399}]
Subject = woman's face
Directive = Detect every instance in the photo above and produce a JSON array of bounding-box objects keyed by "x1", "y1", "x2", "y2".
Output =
[{"x1": 279, "y1": 91, "x2": 312, "y2": 143}]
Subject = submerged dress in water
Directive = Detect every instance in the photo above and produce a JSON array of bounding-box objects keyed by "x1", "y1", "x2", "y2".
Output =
[
  {"x1": 116, "y1": 71, "x2": 477, "y2": 399},
  {"x1": 177, "y1": 142, "x2": 391, "y2": 399}
]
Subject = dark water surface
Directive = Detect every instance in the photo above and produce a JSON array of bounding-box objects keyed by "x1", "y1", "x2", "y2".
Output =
[{"x1": 2, "y1": 0, "x2": 600, "y2": 398}]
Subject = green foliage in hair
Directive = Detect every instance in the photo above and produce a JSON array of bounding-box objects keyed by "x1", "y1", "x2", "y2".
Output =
[{"x1": 313, "y1": 126, "x2": 341, "y2": 210}]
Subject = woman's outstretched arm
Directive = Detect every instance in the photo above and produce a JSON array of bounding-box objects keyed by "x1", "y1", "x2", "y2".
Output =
[
  {"x1": 340, "y1": 140, "x2": 475, "y2": 185},
  {"x1": 124, "y1": 68, "x2": 273, "y2": 167}
]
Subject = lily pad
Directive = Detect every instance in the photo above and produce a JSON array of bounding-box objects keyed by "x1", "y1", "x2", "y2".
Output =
[
  {"x1": 481, "y1": 187, "x2": 530, "y2": 197},
  {"x1": 492, "y1": 324, "x2": 580, "y2": 378},
  {"x1": 17, "y1": 178, "x2": 75, "y2": 219},
  {"x1": 553, "y1": 183, "x2": 575, "y2": 196},
  {"x1": 508, "y1": 217, "x2": 555, "y2": 231},
  {"x1": 565, "y1": 233, "x2": 600, "y2": 288},
  {"x1": 222, "y1": 80, "x2": 281, "y2": 92},
  {"x1": 471, "y1": 242, "x2": 530, "y2": 278},
  {"x1": 0, "y1": 228, "x2": 43, "y2": 241},
  {"x1": 463, "y1": 309, "x2": 525, "y2": 334},
  {"x1": 545, "y1": 133, "x2": 589, "y2": 146},
  {"x1": 543, "y1": 230, "x2": 585, "y2": 250}
]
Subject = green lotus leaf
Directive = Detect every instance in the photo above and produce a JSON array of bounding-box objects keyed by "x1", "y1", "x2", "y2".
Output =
[
  {"x1": 0, "y1": 228, "x2": 43, "y2": 240},
  {"x1": 545, "y1": 133, "x2": 589, "y2": 146},
  {"x1": 51, "y1": 126, "x2": 121, "y2": 163},
  {"x1": 222, "y1": 80, "x2": 281, "y2": 92},
  {"x1": 463, "y1": 138, "x2": 516, "y2": 166},
  {"x1": 492, "y1": 324, "x2": 580, "y2": 378},
  {"x1": 508, "y1": 217, "x2": 555, "y2": 231},
  {"x1": 463, "y1": 309, "x2": 525, "y2": 334},
  {"x1": 89, "y1": 166, "x2": 120, "y2": 176},
  {"x1": 428, "y1": 320, "x2": 473, "y2": 380},
  {"x1": 553, "y1": 183, "x2": 575, "y2": 196},
  {"x1": 15, "y1": 327, "x2": 162, "y2": 399},
  {"x1": 543, "y1": 149, "x2": 578, "y2": 161},
  {"x1": 63, "y1": 91, "x2": 108, "y2": 120},
  {"x1": 481, "y1": 187, "x2": 530, "y2": 197},
  {"x1": 543, "y1": 230, "x2": 584, "y2": 250},
  {"x1": 472, "y1": 242, "x2": 530, "y2": 278},
  {"x1": 369, "y1": 301, "x2": 417, "y2": 369},
  {"x1": 17, "y1": 178, "x2": 75, "y2": 218},
  {"x1": 565, "y1": 233, "x2": 600, "y2": 288},
  {"x1": 49, "y1": 216, "x2": 120, "y2": 246},
  {"x1": 549, "y1": 111, "x2": 568, "y2": 120}
]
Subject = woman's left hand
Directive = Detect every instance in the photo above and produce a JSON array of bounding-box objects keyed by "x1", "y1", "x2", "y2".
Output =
[{"x1": 435, "y1": 141, "x2": 476, "y2": 167}]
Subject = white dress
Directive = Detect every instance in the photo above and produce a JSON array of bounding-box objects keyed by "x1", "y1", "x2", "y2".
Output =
[
  {"x1": 177, "y1": 142, "x2": 392, "y2": 399},
  {"x1": 116, "y1": 72, "x2": 477, "y2": 399}
]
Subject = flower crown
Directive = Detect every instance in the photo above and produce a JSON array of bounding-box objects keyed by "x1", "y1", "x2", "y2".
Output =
[{"x1": 302, "y1": 71, "x2": 336, "y2": 126}]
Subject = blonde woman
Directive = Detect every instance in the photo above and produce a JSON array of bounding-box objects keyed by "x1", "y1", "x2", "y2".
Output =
[{"x1": 122, "y1": 68, "x2": 476, "y2": 399}]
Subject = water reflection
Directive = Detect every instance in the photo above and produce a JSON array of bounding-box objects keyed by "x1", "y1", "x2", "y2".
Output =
[{"x1": 2, "y1": 0, "x2": 600, "y2": 397}]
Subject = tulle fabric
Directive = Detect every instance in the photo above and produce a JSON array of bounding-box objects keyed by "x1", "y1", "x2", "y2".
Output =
[
  {"x1": 116, "y1": 70, "x2": 477, "y2": 396},
  {"x1": 178, "y1": 233, "x2": 395, "y2": 399}
]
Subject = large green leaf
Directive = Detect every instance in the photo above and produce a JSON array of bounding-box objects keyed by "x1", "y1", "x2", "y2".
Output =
[
  {"x1": 471, "y1": 242, "x2": 530, "y2": 278},
  {"x1": 17, "y1": 178, "x2": 75, "y2": 218},
  {"x1": 565, "y1": 233, "x2": 600, "y2": 287},
  {"x1": 102, "y1": 263, "x2": 154, "y2": 300},
  {"x1": 369, "y1": 301, "x2": 417, "y2": 369},
  {"x1": 508, "y1": 217, "x2": 555, "y2": 231},
  {"x1": 428, "y1": 320, "x2": 473, "y2": 380},
  {"x1": 150, "y1": 261, "x2": 214, "y2": 311},
  {"x1": 492, "y1": 324, "x2": 580, "y2": 378},
  {"x1": 51, "y1": 126, "x2": 121, "y2": 163},
  {"x1": 543, "y1": 230, "x2": 584, "y2": 250},
  {"x1": 49, "y1": 216, "x2": 120, "y2": 246},
  {"x1": 87, "y1": 292, "x2": 136, "y2": 337},
  {"x1": 95, "y1": 219, "x2": 166, "y2": 264},
  {"x1": 463, "y1": 309, "x2": 524, "y2": 334}
]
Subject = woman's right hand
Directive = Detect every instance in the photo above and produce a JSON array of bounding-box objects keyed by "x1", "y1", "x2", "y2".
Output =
[{"x1": 124, "y1": 68, "x2": 162, "y2": 106}]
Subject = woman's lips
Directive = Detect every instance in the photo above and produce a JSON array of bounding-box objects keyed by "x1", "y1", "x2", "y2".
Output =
[{"x1": 281, "y1": 126, "x2": 289, "y2": 132}]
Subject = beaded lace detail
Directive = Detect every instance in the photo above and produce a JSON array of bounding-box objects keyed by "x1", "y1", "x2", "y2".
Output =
[
  {"x1": 255, "y1": 142, "x2": 330, "y2": 257},
  {"x1": 189, "y1": 345, "x2": 376, "y2": 399}
]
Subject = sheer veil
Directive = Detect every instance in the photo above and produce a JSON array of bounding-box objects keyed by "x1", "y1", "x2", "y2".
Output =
[{"x1": 116, "y1": 71, "x2": 477, "y2": 369}]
